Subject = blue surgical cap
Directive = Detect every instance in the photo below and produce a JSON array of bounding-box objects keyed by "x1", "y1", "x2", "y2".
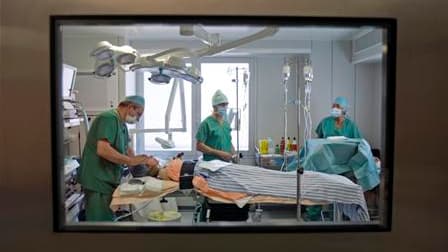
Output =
[
  {"x1": 123, "y1": 95, "x2": 145, "y2": 108},
  {"x1": 334, "y1": 96, "x2": 349, "y2": 110}
]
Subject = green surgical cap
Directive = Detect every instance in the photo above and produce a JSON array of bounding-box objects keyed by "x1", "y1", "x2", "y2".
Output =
[
  {"x1": 212, "y1": 89, "x2": 228, "y2": 106},
  {"x1": 123, "y1": 95, "x2": 145, "y2": 108},
  {"x1": 334, "y1": 96, "x2": 348, "y2": 110}
]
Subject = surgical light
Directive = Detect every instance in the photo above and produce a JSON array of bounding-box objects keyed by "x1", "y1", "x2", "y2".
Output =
[
  {"x1": 90, "y1": 41, "x2": 114, "y2": 60},
  {"x1": 114, "y1": 45, "x2": 138, "y2": 65},
  {"x1": 181, "y1": 66, "x2": 203, "y2": 85},
  {"x1": 139, "y1": 56, "x2": 203, "y2": 85},
  {"x1": 149, "y1": 72, "x2": 172, "y2": 84},
  {"x1": 155, "y1": 136, "x2": 176, "y2": 149},
  {"x1": 90, "y1": 26, "x2": 278, "y2": 83},
  {"x1": 94, "y1": 58, "x2": 115, "y2": 77},
  {"x1": 129, "y1": 56, "x2": 161, "y2": 72},
  {"x1": 91, "y1": 41, "x2": 138, "y2": 78}
]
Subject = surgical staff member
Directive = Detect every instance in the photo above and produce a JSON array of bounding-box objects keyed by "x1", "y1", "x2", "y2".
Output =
[
  {"x1": 305, "y1": 96, "x2": 362, "y2": 221},
  {"x1": 78, "y1": 95, "x2": 159, "y2": 221},
  {"x1": 196, "y1": 90, "x2": 249, "y2": 222},
  {"x1": 196, "y1": 89, "x2": 235, "y2": 162},
  {"x1": 316, "y1": 96, "x2": 362, "y2": 138}
]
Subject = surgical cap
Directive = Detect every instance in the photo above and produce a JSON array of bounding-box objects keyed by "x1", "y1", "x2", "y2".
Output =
[
  {"x1": 123, "y1": 95, "x2": 145, "y2": 108},
  {"x1": 334, "y1": 96, "x2": 349, "y2": 110},
  {"x1": 212, "y1": 89, "x2": 228, "y2": 106}
]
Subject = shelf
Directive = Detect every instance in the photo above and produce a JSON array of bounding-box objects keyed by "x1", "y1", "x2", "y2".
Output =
[
  {"x1": 63, "y1": 114, "x2": 84, "y2": 221},
  {"x1": 64, "y1": 118, "x2": 83, "y2": 128}
]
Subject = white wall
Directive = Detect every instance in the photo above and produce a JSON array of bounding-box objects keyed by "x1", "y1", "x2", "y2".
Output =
[
  {"x1": 310, "y1": 41, "x2": 333, "y2": 136},
  {"x1": 307, "y1": 40, "x2": 358, "y2": 135},
  {"x1": 332, "y1": 41, "x2": 356, "y2": 118},
  {"x1": 355, "y1": 62, "x2": 383, "y2": 151},
  {"x1": 254, "y1": 55, "x2": 299, "y2": 147}
]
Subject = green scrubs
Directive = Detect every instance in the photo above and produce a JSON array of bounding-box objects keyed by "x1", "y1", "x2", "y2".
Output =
[
  {"x1": 306, "y1": 116, "x2": 362, "y2": 221},
  {"x1": 78, "y1": 109, "x2": 129, "y2": 221},
  {"x1": 316, "y1": 116, "x2": 362, "y2": 139},
  {"x1": 195, "y1": 116, "x2": 232, "y2": 161},
  {"x1": 196, "y1": 116, "x2": 238, "y2": 221}
]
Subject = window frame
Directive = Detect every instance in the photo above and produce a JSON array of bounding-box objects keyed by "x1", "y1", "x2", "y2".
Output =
[{"x1": 51, "y1": 15, "x2": 396, "y2": 233}]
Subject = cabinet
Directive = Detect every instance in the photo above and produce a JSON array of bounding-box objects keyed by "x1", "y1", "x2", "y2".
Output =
[{"x1": 63, "y1": 118, "x2": 85, "y2": 222}]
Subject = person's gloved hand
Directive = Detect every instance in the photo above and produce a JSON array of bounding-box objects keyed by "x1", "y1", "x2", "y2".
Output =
[{"x1": 128, "y1": 154, "x2": 149, "y2": 166}]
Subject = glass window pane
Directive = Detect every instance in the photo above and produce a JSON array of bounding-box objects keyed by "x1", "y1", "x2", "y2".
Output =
[
  {"x1": 200, "y1": 63, "x2": 250, "y2": 151},
  {"x1": 142, "y1": 72, "x2": 192, "y2": 151}
]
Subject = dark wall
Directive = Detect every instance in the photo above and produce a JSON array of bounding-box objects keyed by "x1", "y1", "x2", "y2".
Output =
[{"x1": 1, "y1": 0, "x2": 447, "y2": 251}]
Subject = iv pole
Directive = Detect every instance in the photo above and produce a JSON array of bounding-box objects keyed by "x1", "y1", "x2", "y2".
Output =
[
  {"x1": 296, "y1": 56, "x2": 314, "y2": 222},
  {"x1": 232, "y1": 67, "x2": 241, "y2": 163},
  {"x1": 280, "y1": 61, "x2": 291, "y2": 171}
]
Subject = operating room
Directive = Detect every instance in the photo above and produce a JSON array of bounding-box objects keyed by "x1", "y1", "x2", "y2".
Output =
[{"x1": 59, "y1": 20, "x2": 390, "y2": 227}]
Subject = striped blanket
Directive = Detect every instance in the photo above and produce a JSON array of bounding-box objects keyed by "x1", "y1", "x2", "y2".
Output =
[{"x1": 197, "y1": 163, "x2": 370, "y2": 221}]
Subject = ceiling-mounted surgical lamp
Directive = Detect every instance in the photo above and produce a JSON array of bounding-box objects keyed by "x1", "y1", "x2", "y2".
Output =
[
  {"x1": 93, "y1": 58, "x2": 115, "y2": 77},
  {"x1": 160, "y1": 56, "x2": 203, "y2": 84},
  {"x1": 90, "y1": 41, "x2": 138, "y2": 64},
  {"x1": 129, "y1": 54, "x2": 203, "y2": 85},
  {"x1": 90, "y1": 41, "x2": 114, "y2": 60},
  {"x1": 91, "y1": 41, "x2": 203, "y2": 84},
  {"x1": 155, "y1": 133, "x2": 176, "y2": 149},
  {"x1": 90, "y1": 25, "x2": 278, "y2": 82},
  {"x1": 91, "y1": 41, "x2": 138, "y2": 77}
]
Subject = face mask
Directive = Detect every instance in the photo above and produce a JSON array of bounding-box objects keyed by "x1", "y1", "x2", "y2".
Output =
[
  {"x1": 217, "y1": 106, "x2": 228, "y2": 121},
  {"x1": 125, "y1": 107, "x2": 139, "y2": 124},
  {"x1": 330, "y1": 108, "x2": 342, "y2": 118},
  {"x1": 125, "y1": 115, "x2": 138, "y2": 124}
]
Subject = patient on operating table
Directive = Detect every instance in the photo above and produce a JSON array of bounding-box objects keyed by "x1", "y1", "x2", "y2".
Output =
[{"x1": 153, "y1": 157, "x2": 371, "y2": 222}]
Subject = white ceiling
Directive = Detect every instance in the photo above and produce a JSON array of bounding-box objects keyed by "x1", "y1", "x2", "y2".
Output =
[{"x1": 62, "y1": 25, "x2": 371, "y2": 41}]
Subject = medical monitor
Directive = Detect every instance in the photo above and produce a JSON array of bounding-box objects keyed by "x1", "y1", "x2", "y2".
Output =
[{"x1": 62, "y1": 63, "x2": 77, "y2": 100}]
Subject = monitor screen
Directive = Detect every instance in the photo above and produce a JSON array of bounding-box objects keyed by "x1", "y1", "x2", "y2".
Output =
[{"x1": 62, "y1": 63, "x2": 77, "y2": 100}]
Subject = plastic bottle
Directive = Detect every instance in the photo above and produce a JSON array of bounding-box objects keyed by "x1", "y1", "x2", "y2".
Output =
[
  {"x1": 275, "y1": 144, "x2": 280, "y2": 154},
  {"x1": 287, "y1": 137, "x2": 291, "y2": 152},
  {"x1": 262, "y1": 139, "x2": 269, "y2": 154},
  {"x1": 259, "y1": 139, "x2": 266, "y2": 154},
  {"x1": 280, "y1": 137, "x2": 285, "y2": 154},
  {"x1": 292, "y1": 137, "x2": 298, "y2": 151},
  {"x1": 267, "y1": 137, "x2": 274, "y2": 154}
]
